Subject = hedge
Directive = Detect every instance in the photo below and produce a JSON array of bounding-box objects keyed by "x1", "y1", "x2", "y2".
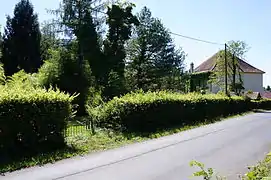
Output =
[
  {"x1": 89, "y1": 91, "x2": 266, "y2": 133},
  {"x1": 252, "y1": 99, "x2": 271, "y2": 110},
  {"x1": 0, "y1": 86, "x2": 75, "y2": 156}
]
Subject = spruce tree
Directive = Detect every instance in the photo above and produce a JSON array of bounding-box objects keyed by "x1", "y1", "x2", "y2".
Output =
[
  {"x1": 2, "y1": 0, "x2": 41, "y2": 76},
  {"x1": 79, "y1": 10, "x2": 104, "y2": 86}
]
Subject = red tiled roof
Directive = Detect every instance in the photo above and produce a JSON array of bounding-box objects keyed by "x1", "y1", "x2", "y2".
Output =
[
  {"x1": 261, "y1": 91, "x2": 271, "y2": 99},
  {"x1": 195, "y1": 52, "x2": 265, "y2": 74},
  {"x1": 245, "y1": 92, "x2": 261, "y2": 100}
]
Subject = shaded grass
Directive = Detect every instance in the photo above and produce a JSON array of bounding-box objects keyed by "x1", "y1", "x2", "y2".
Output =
[
  {"x1": 0, "y1": 147, "x2": 79, "y2": 175},
  {"x1": 0, "y1": 111, "x2": 255, "y2": 174}
]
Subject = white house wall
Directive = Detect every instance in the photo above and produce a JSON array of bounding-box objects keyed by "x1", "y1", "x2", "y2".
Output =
[
  {"x1": 209, "y1": 83, "x2": 220, "y2": 93},
  {"x1": 242, "y1": 73, "x2": 264, "y2": 92},
  {"x1": 208, "y1": 73, "x2": 264, "y2": 93}
]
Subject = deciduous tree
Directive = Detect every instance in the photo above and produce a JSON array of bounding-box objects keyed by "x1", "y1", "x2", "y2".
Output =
[
  {"x1": 210, "y1": 40, "x2": 249, "y2": 94},
  {"x1": 40, "y1": 21, "x2": 60, "y2": 61}
]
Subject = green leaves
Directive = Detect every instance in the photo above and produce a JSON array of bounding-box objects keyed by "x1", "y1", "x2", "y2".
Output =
[
  {"x1": 211, "y1": 40, "x2": 249, "y2": 94},
  {"x1": 190, "y1": 160, "x2": 228, "y2": 180},
  {"x1": 126, "y1": 7, "x2": 185, "y2": 92},
  {"x1": 190, "y1": 160, "x2": 214, "y2": 180},
  {"x1": 0, "y1": 64, "x2": 6, "y2": 85},
  {"x1": 0, "y1": 85, "x2": 75, "y2": 158},
  {"x1": 227, "y1": 40, "x2": 249, "y2": 59},
  {"x1": 87, "y1": 91, "x2": 253, "y2": 133},
  {"x1": 102, "y1": 3, "x2": 138, "y2": 98},
  {"x1": 2, "y1": 0, "x2": 41, "y2": 76},
  {"x1": 245, "y1": 151, "x2": 271, "y2": 180},
  {"x1": 126, "y1": 7, "x2": 185, "y2": 90}
]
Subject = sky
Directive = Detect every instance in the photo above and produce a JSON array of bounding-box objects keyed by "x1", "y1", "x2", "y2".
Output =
[{"x1": 0, "y1": 0, "x2": 271, "y2": 86}]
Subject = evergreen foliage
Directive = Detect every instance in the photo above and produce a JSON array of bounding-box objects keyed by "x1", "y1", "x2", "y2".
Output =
[{"x1": 1, "y1": 0, "x2": 41, "y2": 76}]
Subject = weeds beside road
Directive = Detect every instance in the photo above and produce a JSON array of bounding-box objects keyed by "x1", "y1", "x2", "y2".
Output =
[
  {"x1": 191, "y1": 151, "x2": 271, "y2": 179},
  {"x1": 245, "y1": 151, "x2": 271, "y2": 179}
]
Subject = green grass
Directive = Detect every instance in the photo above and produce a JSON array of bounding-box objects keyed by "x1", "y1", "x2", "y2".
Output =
[
  {"x1": 0, "y1": 111, "x2": 256, "y2": 174},
  {"x1": 0, "y1": 129, "x2": 145, "y2": 174}
]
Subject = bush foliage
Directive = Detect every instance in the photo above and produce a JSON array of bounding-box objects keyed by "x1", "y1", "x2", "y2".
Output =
[
  {"x1": 38, "y1": 47, "x2": 94, "y2": 115},
  {"x1": 0, "y1": 86, "x2": 75, "y2": 156},
  {"x1": 88, "y1": 91, "x2": 261, "y2": 133},
  {"x1": 246, "y1": 152, "x2": 271, "y2": 179},
  {"x1": 252, "y1": 99, "x2": 271, "y2": 110},
  {"x1": 88, "y1": 91, "x2": 271, "y2": 133}
]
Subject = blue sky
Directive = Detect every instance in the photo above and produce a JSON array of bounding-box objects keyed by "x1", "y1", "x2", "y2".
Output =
[{"x1": 1, "y1": 0, "x2": 271, "y2": 86}]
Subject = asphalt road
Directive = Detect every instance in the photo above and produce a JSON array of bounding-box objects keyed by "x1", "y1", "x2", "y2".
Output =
[{"x1": 2, "y1": 112, "x2": 271, "y2": 180}]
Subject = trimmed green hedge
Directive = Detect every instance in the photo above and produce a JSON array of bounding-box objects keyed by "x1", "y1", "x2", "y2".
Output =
[
  {"x1": 88, "y1": 91, "x2": 260, "y2": 133},
  {"x1": 252, "y1": 99, "x2": 271, "y2": 110},
  {"x1": 0, "y1": 86, "x2": 75, "y2": 155}
]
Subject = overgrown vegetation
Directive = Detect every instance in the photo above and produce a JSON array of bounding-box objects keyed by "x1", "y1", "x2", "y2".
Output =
[
  {"x1": 190, "y1": 151, "x2": 271, "y2": 179},
  {"x1": 245, "y1": 152, "x2": 271, "y2": 179}
]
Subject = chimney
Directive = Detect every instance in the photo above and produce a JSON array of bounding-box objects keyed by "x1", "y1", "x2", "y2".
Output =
[{"x1": 190, "y1": 62, "x2": 194, "y2": 73}]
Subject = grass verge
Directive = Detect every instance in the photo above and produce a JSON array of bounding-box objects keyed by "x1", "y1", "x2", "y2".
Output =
[{"x1": 0, "y1": 111, "x2": 256, "y2": 174}]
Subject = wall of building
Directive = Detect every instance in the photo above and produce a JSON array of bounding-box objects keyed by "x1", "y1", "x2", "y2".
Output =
[
  {"x1": 209, "y1": 83, "x2": 220, "y2": 93},
  {"x1": 208, "y1": 73, "x2": 264, "y2": 93},
  {"x1": 242, "y1": 73, "x2": 264, "y2": 92}
]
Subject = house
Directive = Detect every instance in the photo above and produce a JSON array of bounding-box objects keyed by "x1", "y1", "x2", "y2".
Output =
[
  {"x1": 244, "y1": 91, "x2": 262, "y2": 100},
  {"x1": 191, "y1": 51, "x2": 265, "y2": 93},
  {"x1": 261, "y1": 91, "x2": 271, "y2": 99}
]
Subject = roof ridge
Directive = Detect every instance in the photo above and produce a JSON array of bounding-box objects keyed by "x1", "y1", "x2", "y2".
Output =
[
  {"x1": 237, "y1": 58, "x2": 265, "y2": 73},
  {"x1": 195, "y1": 51, "x2": 265, "y2": 74}
]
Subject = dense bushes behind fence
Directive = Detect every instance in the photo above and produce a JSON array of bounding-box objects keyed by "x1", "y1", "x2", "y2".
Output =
[
  {"x1": 88, "y1": 91, "x2": 271, "y2": 133},
  {"x1": 0, "y1": 86, "x2": 75, "y2": 155}
]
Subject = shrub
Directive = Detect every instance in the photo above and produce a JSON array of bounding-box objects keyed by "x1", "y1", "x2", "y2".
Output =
[
  {"x1": 88, "y1": 91, "x2": 252, "y2": 133},
  {"x1": 38, "y1": 47, "x2": 94, "y2": 115},
  {"x1": 5, "y1": 70, "x2": 40, "y2": 89},
  {"x1": 86, "y1": 87, "x2": 104, "y2": 109},
  {"x1": 245, "y1": 153, "x2": 271, "y2": 179},
  {"x1": 252, "y1": 99, "x2": 271, "y2": 110},
  {"x1": 0, "y1": 63, "x2": 6, "y2": 85},
  {"x1": 0, "y1": 86, "x2": 75, "y2": 156}
]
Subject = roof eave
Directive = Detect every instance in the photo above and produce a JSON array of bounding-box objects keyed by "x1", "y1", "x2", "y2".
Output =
[{"x1": 242, "y1": 71, "x2": 265, "y2": 74}]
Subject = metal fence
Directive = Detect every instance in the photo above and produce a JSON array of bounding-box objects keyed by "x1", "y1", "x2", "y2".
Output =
[{"x1": 64, "y1": 118, "x2": 91, "y2": 137}]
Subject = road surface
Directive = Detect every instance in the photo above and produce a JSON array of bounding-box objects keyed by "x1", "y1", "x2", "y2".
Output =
[{"x1": 2, "y1": 112, "x2": 271, "y2": 180}]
